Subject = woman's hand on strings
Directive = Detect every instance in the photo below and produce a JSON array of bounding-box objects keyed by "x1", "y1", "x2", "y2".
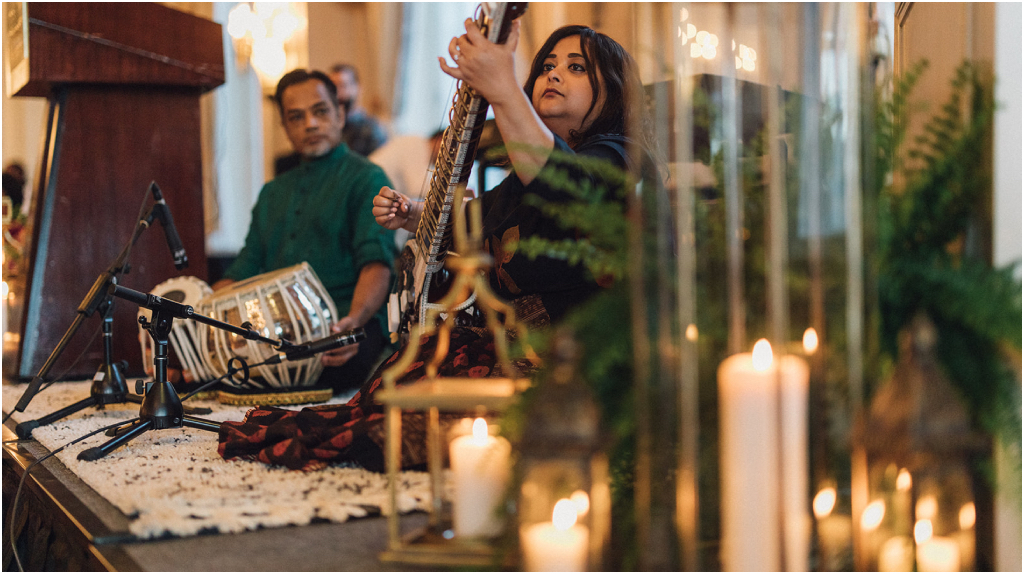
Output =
[
  {"x1": 439, "y1": 19, "x2": 521, "y2": 106},
  {"x1": 372, "y1": 186, "x2": 420, "y2": 233}
]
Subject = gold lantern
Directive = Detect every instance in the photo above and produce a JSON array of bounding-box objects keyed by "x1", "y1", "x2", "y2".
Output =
[
  {"x1": 517, "y1": 328, "x2": 611, "y2": 572},
  {"x1": 376, "y1": 189, "x2": 533, "y2": 567},
  {"x1": 852, "y1": 314, "x2": 984, "y2": 571}
]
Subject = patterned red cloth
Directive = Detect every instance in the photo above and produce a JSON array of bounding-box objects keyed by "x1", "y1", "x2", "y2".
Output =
[{"x1": 218, "y1": 327, "x2": 514, "y2": 471}]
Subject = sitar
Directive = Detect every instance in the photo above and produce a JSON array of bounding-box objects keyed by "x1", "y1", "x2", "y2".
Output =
[{"x1": 389, "y1": 2, "x2": 528, "y2": 336}]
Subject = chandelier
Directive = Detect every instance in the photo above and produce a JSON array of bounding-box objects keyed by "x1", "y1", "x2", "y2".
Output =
[{"x1": 226, "y1": 3, "x2": 305, "y2": 88}]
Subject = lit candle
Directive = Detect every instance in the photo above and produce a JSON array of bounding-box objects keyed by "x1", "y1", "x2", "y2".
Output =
[
  {"x1": 521, "y1": 498, "x2": 589, "y2": 572},
  {"x1": 814, "y1": 487, "x2": 851, "y2": 571},
  {"x1": 449, "y1": 417, "x2": 511, "y2": 538},
  {"x1": 893, "y1": 468, "x2": 913, "y2": 534},
  {"x1": 958, "y1": 502, "x2": 976, "y2": 570},
  {"x1": 914, "y1": 518, "x2": 961, "y2": 571},
  {"x1": 917, "y1": 535, "x2": 961, "y2": 572},
  {"x1": 718, "y1": 339, "x2": 810, "y2": 571},
  {"x1": 878, "y1": 535, "x2": 914, "y2": 572}
]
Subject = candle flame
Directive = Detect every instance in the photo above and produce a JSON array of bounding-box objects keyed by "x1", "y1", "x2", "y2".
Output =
[
  {"x1": 914, "y1": 519, "x2": 934, "y2": 544},
  {"x1": 570, "y1": 490, "x2": 590, "y2": 517},
  {"x1": 896, "y1": 468, "x2": 912, "y2": 491},
  {"x1": 471, "y1": 417, "x2": 488, "y2": 441},
  {"x1": 803, "y1": 328, "x2": 819, "y2": 354},
  {"x1": 861, "y1": 500, "x2": 885, "y2": 531},
  {"x1": 752, "y1": 339, "x2": 773, "y2": 371},
  {"x1": 685, "y1": 323, "x2": 699, "y2": 342},
  {"x1": 959, "y1": 502, "x2": 976, "y2": 529},
  {"x1": 813, "y1": 487, "x2": 837, "y2": 519},
  {"x1": 916, "y1": 495, "x2": 938, "y2": 520},
  {"x1": 552, "y1": 498, "x2": 578, "y2": 531}
]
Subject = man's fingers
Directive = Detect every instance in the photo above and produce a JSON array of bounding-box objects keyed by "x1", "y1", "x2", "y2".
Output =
[{"x1": 321, "y1": 345, "x2": 359, "y2": 367}]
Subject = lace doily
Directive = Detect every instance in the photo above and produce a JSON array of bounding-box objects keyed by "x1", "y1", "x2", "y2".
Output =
[{"x1": 3, "y1": 381, "x2": 434, "y2": 539}]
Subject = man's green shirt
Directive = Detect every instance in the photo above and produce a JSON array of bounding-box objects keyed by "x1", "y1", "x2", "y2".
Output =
[{"x1": 224, "y1": 144, "x2": 396, "y2": 336}]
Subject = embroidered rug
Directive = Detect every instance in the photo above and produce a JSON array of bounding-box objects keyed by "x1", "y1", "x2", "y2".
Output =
[{"x1": 2, "y1": 381, "x2": 436, "y2": 540}]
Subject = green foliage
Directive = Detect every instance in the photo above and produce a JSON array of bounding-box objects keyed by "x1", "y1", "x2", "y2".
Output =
[
  {"x1": 509, "y1": 146, "x2": 633, "y2": 281},
  {"x1": 875, "y1": 60, "x2": 1022, "y2": 494}
]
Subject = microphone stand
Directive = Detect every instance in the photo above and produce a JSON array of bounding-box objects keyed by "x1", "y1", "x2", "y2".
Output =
[
  {"x1": 11, "y1": 201, "x2": 215, "y2": 438},
  {"x1": 78, "y1": 285, "x2": 300, "y2": 461},
  {"x1": 15, "y1": 295, "x2": 212, "y2": 437}
]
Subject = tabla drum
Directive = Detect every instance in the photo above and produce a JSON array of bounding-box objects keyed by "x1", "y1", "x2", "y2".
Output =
[
  {"x1": 138, "y1": 276, "x2": 216, "y2": 383},
  {"x1": 196, "y1": 262, "x2": 337, "y2": 403}
]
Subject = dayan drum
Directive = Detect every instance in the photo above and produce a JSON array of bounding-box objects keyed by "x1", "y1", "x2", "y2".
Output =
[
  {"x1": 196, "y1": 262, "x2": 337, "y2": 393},
  {"x1": 138, "y1": 276, "x2": 216, "y2": 383}
]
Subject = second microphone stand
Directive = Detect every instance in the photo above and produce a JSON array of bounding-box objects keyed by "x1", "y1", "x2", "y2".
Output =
[{"x1": 14, "y1": 297, "x2": 136, "y2": 437}]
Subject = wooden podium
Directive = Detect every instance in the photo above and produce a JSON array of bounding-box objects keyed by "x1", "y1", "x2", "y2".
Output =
[{"x1": 4, "y1": 3, "x2": 224, "y2": 379}]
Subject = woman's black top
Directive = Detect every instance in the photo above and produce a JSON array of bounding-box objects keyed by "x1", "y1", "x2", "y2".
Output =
[{"x1": 474, "y1": 133, "x2": 630, "y2": 322}]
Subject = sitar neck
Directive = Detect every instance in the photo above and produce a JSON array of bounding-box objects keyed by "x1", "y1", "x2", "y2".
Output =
[
  {"x1": 412, "y1": 3, "x2": 526, "y2": 272},
  {"x1": 414, "y1": 84, "x2": 489, "y2": 267}
]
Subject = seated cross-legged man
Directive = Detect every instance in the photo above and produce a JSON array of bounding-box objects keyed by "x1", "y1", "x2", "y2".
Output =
[{"x1": 213, "y1": 69, "x2": 397, "y2": 395}]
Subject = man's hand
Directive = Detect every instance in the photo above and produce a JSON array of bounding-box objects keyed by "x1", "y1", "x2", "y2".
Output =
[
  {"x1": 321, "y1": 316, "x2": 361, "y2": 368},
  {"x1": 322, "y1": 262, "x2": 390, "y2": 369},
  {"x1": 211, "y1": 278, "x2": 236, "y2": 292}
]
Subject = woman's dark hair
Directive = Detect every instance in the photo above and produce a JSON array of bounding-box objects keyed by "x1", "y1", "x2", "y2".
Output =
[
  {"x1": 523, "y1": 25, "x2": 651, "y2": 152},
  {"x1": 273, "y1": 69, "x2": 339, "y2": 118}
]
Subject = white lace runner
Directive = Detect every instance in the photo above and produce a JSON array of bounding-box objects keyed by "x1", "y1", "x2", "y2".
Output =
[{"x1": 3, "y1": 381, "x2": 439, "y2": 539}]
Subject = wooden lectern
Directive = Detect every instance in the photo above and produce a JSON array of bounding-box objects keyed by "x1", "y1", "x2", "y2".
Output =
[{"x1": 4, "y1": 3, "x2": 224, "y2": 379}]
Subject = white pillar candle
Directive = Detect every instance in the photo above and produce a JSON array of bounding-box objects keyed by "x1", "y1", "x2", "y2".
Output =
[
  {"x1": 917, "y1": 536, "x2": 960, "y2": 572},
  {"x1": 956, "y1": 529, "x2": 975, "y2": 571},
  {"x1": 718, "y1": 339, "x2": 810, "y2": 571},
  {"x1": 449, "y1": 417, "x2": 511, "y2": 538},
  {"x1": 813, "y1": 487, "x2": 851, "y2": 571},
  {"x1": 878, "y1": 535, "x2": 915, "y2": 572},
  {"x1": 817, "y1": 513, "x2": 852, "y2": 570},
  {"x1": 521, "y1": 498, "x2": 589, "y2": 572}
]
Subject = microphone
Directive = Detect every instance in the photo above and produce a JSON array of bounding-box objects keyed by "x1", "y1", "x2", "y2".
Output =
[
  {"x1": 109, "y1": 284, "x2": 194, "y2": 319},
  {"x1": 149, "y1": 182, "x2": 188, "y2": 270},
  {"x1": 265, "y1": 329, "x2": 367, "y2": 365}
]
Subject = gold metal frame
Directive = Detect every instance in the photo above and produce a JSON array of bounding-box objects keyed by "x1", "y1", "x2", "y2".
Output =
[{"x1": 377, "y1": 186, "x2": 533, "y2": 567}]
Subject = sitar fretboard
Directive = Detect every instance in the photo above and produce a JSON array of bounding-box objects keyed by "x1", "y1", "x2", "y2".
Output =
[{"x1": 413, "y1": 3, "x2": 524, "y2": 273}]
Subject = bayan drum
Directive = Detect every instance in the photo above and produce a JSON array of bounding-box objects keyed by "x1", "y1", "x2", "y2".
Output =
[
  {"x1": 138, "y1": 276, "x2": 215, "y2": 384},
  {"x1": 196, "y1": 262, "x2": 337, "y2": 405}
]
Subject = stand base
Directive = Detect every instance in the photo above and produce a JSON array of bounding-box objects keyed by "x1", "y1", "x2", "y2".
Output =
[
  {"x1": 379, "y1": 527, "x2": 510, "y2": 569},
  {"x1": 78, "y1": 415, "x2": 221, "y2": 461},
  {"x1": 14, "y1": 391, "x2": 211, "y2": 439},
  {"x1": 15, "y1": 395, "x2": 107, "y2": 439}
]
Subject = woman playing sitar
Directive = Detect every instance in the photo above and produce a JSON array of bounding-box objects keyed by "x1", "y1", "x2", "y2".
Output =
[
  {"x1": 375, "y1": 20, "x2": 651, "y2": 325},
  {"x1": 219, "y1": 20, "x2": 653, "y2": 470}
]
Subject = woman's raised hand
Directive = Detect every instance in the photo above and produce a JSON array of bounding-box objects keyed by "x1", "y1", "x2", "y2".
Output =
[
  {"x1": 439, "y1": 19, "x2": 521, "y2": 105},
  {"x1": 372, "y1": 186, "x2": 421, "y2": 232}
]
